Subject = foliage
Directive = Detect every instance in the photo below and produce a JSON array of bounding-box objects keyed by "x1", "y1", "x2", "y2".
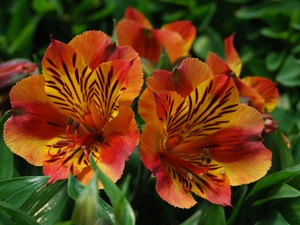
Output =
[{"x1": 0, "y1": 0, "x2": 300, "y2": 224}]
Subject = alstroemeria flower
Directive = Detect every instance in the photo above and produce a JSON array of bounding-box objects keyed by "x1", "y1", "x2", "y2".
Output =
[
  {"x1": 138, "y1": 58, "x2": 272, "y2": 208},
  {"x1": 206, "y1": 33, "x2": 279, "y2": 113},
  {"x1": 116, "y1": 7, "x2": 196, "y2": 64},
  {"x1": 4, "y1": 31, "x2": 143, "y2": 186}
]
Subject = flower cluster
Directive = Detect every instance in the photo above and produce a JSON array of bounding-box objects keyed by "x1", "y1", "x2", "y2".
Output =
[{"x1": 3, "y1": 7, "x2": 278, "y2": 208}]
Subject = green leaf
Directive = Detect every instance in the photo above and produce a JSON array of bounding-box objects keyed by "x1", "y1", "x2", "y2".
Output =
[
  {"x1": 276, "y1": 55, "x2": 300, "y2": 87},
  {"x1": 200, "y1": 204, "x2": 226, "y2": 225},
  {"x1": 0, "y1": 176, "x2": 48, "y2": 207},
  {"x1": 0, "y1": 201, "x2": 40, "y2": 225},
  {"x1": 247, "y1": 164, "x2": 300, "y2": 202},
  {"x1": 193, "y1": 27, "x2": 224, "y2": 60},
  {"x1": 227, "y1": 185, "x2": 248, "y2": 225},
  {"x1": 291, "y1": 133, "x2": 300, "y2": 164},
  {"x1": 179, "y1": 210, "x2": 202, "y2": 225},
  {"x1": 67, "y1": 174, "x2": 115, "y2": 224},
  {"x1": 253, "y1": 183, "x2": 300, "y2": 206},
  {"x1": 254, "y1": 210, "x2": 290, "y2": 225},
  {"x1": 235, "y1": 0, "x2": 300, "y2": 19},
  {"x1": 7, "y1": 15, "x2": 41, "y2": 56},
  {"x1": 32, "y1": 0, "x2": 56, "y2": 14},
  {"x1": 0, "y1": 211, "x2": 14, "y2": 225},
  {"x1": 72, "y1": 175, "x2": 99, "y2": 225},
  {"x1": 0, "y1": 111, "x2": 13, "y2": 180},
  {"x1": 90, "y1": 156, "x2": 135, "y2": 225},
  {"x1": 21, "y1": 180, "x2": 69, "y2": 225},
  {"x1": 265, "y1": 51, "x2": 285, "y2": 72},
  {"x1": 279, "y1": 197, "x2": 300, "y2": 224}
]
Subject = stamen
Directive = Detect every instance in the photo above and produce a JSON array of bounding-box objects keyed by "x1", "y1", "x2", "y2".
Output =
[
  {"x1": 220, "y1": 169, "x2": 225, "y2": 182},
  {"x1": 82, "y1": 145, "x2": 89, "y2": 160},
  {"x1": 48, "y1": 140, "x2": 69, "y2": 157},
  {"x1": 66, "y1": 117, "x2": 73, "y2": 125}
]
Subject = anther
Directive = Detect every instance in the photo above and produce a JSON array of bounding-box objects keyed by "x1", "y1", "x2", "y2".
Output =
[
  {"x1": 66, "y1": 117, "x2": 73, "y2": 125},
  {"x1": 74, "y1": 122, "x2": 80, "y2": 130}
]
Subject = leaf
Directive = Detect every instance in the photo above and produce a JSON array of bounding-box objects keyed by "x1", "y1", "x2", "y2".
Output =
[
  {"x1": 265, "y1": 51, "x2": 286, "y2": 72},
  {"x1": 0, "y1": 111, "x2": 13, "y2": 180},
  {"x1": 72, "y1": 175, "x2": 99, "y2": 225},
  {"x1": 254, "y1": 210, "x2": 290, "y2": 225},
  {"x1": 0, "y1": 201, "x2": 40, "y2": 225},
  {"x1": 67, "y1": 174, "x2": 115, "y2": 224},
  {"x1": 21, "y1": 180, "x2": 69, "y2": 225},
  {"x1": 291, "y1": 133, "x2": 300, "y2": 164},
  {"x1": 200, "y1": 204, "x2": 226, "y2": 225},
  {"x1": 0, "y1": 176, "x2": 49, "y2": 207},
  {"x1": 235, "y1": 0, "x2": 300, "y2": 19},
  {"x1": 90, "y1": 156, "x2": 135, "y2": 225},
  {"x1": 253, "y1": 183, "x2": 300, "y2": 206},
  {"x1": 227, "y1": 185, "x2": 248, "y2": 225},
  {"x1": 247, "y1": 164, "x2": 300, "y2": 202},
  {"x1": 279, "y1": 197, "x2": 300, "y2": 224},
  {"x1": 179, "y1": 210, "x2": 202, "y2": 225},
  {"x1": 0, "y1": 211, "x2": 14, "y2": 225},
  {"x1": 276, "y1": 55, "x2": 300, "y2": 87},
  {"x1": 193, "y1": 27, "x2": 224, "y2": 60}
]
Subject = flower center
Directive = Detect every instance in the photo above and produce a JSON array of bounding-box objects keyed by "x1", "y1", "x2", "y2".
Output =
[{"x1": 47, "y1": 118, "x2": 103, "y2": 162}]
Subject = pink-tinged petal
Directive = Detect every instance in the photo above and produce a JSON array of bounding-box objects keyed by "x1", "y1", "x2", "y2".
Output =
[
  {"x1": 242, "y1": 76, "x2": 279, "y2": 112},
  {"x1": 77, "y1": 106, "x2": 140, "y2": 186},
  {"x1": 235, "y1": 77, "x2": 265, "y2": 112},
  {"x1": 184, "y1": 104, "x2": 272, "y2": 186},
  {"x1": 147, "y1": 58, "x2": 213, "y2": 97},
  {"x1": 124, "y1": 7, "x2": 153, "y2": 29},
  {"x1": 0, "y1": 59, "x2": 38, "y2": 89},
  {"x1": 68, "y1": 31, "x2": 111, "y2": 70},
  {"x1": 4, "y1": 75, "x2": 68, "y2": 166},
  {"x1": 116, "y1": 19, "x2": 162, "y2": 63},
  {"x1": 224, "y1": 34, "x2": 242, "y2": 77},
  {"x1": 206, "y1": 52, "x2": 232, "y2": 75},
  {"x1": 161, "y1": 21, "x2": 196, "y2": 56},
  {"x1": 155, "y1": 29, "x2": 184, "y2": 64}
]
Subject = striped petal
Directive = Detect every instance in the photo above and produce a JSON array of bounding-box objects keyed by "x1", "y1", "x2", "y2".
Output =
[
  {"x1": 161, "y1": 21, "x2": 196, "y2": 56},
  {"x1": 69, "y1": 30, "x2": 143, "y2": 107},
  {"x1": 140, "y1": 122, "x2": 231, "y2": 208},
  {"x1": 4, "y1": 75, "x2": 68, "y2": 166},
  {"x1": 154, "y1": 75, "x2": 239, "y2": 143},
  {"x1": 224, "y1": 34, "x2": 242, "y2": 77},
  {"x1": 241, "y1": 76, "x2": 279, "y2": 112}
]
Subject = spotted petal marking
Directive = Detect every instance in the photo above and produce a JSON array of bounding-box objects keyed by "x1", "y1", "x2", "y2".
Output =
[
  {"x1": 155, "y1": 75, "x2": 239, "y2": 145},
  {"x1": 43, "y1": 39, "x2": 94, "y2": 123}
]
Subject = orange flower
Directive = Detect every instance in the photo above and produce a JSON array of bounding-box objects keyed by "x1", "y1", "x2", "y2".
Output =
[
  {"x1": 116, "y1": 7, "x2": 196, "y2": 64},
  {"x1": 4, "y1": 31, "x2": 143, "y2": 186},
  {"x1": 138, "y1": 58, "x2": 272, "y2": 208},
  {"x1": 206, "y1": 33, "x2": 279, "y2": 113}
]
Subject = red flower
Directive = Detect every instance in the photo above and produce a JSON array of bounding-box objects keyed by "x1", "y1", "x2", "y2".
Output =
[
  {"x1": 138, "y1": 58, "x2": 272, "y2": 208},
  {"x1": 4, "y1": 31, "x2": 143, "y2": 186},
  {"x1": 116, "y1": 7, "x2": 196, "y2": 64}
]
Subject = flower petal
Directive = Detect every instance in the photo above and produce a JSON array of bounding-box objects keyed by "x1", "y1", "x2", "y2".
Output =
[
  {"x1": 241, "y1": 76, "x2": 279, "y2": 112},
  {"x1": 124, "y1": 7, "x2": 152, "y2": 29},
  {"x1": 206, "y1": 52, "x2": 232, "y2": 75},
  {"x1": 224, "y1": 34, "x2": 242, "y2": 77},
  {"x1": 69, "y1": 31, "x2": 143, "y2": 107},
  {"x1": 77, "y1": 106, "x2": 139, "y2": 186},
  {"x1": 42, "y1": 37, "x2": 95, "y2": 126},
  {"x1": 155, "y1": 75, "x2": 239, "y2": 143},
  {"x1": 161, "y1": 21, "x2": 196, "y2": 56},
  {"x1": 4, "y1": 75, "x2": 68, "y2": 166},
  {"x1": 116, "y1": 19, "x2": 162, "y2": 63},
  {"x1": 186, "y1": 104, "x2": 272, "y2": 185},
  {"x1": 147, "y1": 58, "x2": 213, "y2": 97},
  {"x1": 68, "y1": 31, "x2": 111, "y2": 70},
  {"x1": 155, "y1": 29, "x2": 185, "y2": 64}
]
